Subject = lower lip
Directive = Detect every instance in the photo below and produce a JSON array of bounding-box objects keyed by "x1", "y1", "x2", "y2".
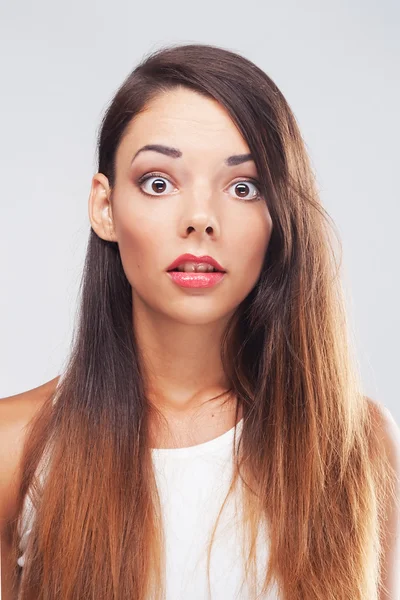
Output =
[{"x1": 167, "y1": 271, "x2": 226, "y2": 288}]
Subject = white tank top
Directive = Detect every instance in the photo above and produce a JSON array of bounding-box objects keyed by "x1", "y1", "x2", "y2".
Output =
[{"x1": 17, "y1": 382, "x2": 278, "y2": 599}]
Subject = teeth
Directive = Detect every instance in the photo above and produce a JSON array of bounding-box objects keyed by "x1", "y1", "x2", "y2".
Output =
[{"x1": 175, "y1": 262, "x2": 217, "y2": 273}]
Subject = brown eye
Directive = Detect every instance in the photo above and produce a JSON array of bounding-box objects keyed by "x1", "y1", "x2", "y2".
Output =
[
  {"x1": 151, "y1": 178, "x2": 167, "y2": 193},
  {"x1": 228, "y1": 180, "x2": 261, "y2": 201},
  {"x1": 137, "y1": 174, "x2": 176, "y2": 196}
]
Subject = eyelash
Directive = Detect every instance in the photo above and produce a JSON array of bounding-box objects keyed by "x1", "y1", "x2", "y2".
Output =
[{"x1": 135, "y1": 172, "x2": 262, "y2": 202}]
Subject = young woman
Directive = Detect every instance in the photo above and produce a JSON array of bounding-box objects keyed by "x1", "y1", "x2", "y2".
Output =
[{"x1": 1, "y1": 43, "x2": 399, "y2": 600}]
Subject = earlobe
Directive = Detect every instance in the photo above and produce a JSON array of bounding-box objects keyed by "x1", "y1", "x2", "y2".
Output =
[{"x1": 88, "y1": 173, "x2": 117, "y2": 242}]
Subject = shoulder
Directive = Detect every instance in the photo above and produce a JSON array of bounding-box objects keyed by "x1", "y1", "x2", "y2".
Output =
[
  {"x1": 0, "y1": 376, "x2": 61, "y2": 531},
  {"x1": 367, "y1": 396, "x2": 400, "y2": 466},
  {"x1": 366, "y1": 396, "x2": 400, "y2": 599}
]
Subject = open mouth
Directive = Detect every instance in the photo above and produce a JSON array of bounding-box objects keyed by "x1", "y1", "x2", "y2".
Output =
[{"x1": 167, "y1": 268, "x2": 223, "y2": 273}]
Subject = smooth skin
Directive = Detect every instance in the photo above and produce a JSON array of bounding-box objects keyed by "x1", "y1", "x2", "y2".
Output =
[
  {"x1": 1, "y1": 87, "x2": 399, "y2": 598},
  {"x1": 88, "y1": 87, "x2": 273, "y2": 448}
]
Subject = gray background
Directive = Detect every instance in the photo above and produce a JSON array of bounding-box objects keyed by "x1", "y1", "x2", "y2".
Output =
[{"x1": 0, "y1": 1, "x2": 398, "y2": 421}]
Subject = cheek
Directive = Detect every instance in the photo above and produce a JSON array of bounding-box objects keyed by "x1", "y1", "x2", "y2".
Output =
[
  {"x1": 231, "y1": 209, "x2": 272, "y2": 279},
  {"x1": 114, "y1": 218, "x2": 164, "y2": 287}
]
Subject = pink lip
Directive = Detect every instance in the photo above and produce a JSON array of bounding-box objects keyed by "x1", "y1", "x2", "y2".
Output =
[
  {"x1": 166, "y1": 253, "x2": 226, "y2": 272},
  {"x1": 167, "y1": 271, "x2": 225, "y2": 288}
]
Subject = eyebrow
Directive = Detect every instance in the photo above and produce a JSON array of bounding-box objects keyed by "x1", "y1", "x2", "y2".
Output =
[{"x1": 130, "y1": 144, "x2": 254, "y2": 167}]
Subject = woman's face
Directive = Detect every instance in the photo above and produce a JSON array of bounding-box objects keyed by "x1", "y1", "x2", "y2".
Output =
[{"x1": 89, "y1": 87, "x2": 273, "y2": 325}]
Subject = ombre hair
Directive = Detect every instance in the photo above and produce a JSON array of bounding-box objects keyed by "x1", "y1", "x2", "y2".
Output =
[{"x1": 9, "y1": 43, "x2": 396, "y2": 599}]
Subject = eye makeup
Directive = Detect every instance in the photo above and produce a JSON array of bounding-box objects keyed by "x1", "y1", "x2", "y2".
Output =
[{"x1": 134, "y1": 171, "x2": 262, "y2": 202}]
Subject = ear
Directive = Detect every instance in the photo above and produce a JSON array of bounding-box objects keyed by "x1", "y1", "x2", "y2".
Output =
[{"x1": 88, "y1": 173, "x2": 117, "y2": 242}]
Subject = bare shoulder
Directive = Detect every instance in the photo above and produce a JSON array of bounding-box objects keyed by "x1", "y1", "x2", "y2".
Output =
[
  {"x1": 367, "y1": 396, "x2": 400, "y2": 463},
  {"x1": 366, "y1": 396, "x2": 400, "y2": 599},
  {"x1": 0, "y1": 376, "x2": 61, "y2": 528}
]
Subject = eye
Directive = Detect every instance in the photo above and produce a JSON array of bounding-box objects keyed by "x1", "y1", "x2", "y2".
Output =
[
  {"x1": 136, "y1": 173, "x2": 262, "y2": 201},
  {"x1": 136, "y1": 173, "x2": 176, "y2": 196},
  {"x1": 227, "y1": 180, "x2": 261, "y2": 201}
]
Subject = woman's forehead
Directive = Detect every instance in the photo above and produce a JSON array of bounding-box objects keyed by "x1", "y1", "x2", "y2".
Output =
[{"x1": 118, "y1": 90, "x2": 252, "y2": 166}]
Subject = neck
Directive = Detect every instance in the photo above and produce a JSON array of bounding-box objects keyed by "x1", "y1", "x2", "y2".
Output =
[{"x1": 132, "y1": 298, "x2": 239, "y2": 414}]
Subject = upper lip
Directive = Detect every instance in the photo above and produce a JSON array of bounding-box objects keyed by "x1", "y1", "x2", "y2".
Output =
[{"x1": 167, "y1": 254, "x2": 226, "y2": 272}]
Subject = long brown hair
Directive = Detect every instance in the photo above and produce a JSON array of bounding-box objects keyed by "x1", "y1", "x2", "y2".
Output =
[{"x1": 9, "y1": 42, "x2": 396, "y2": 599}]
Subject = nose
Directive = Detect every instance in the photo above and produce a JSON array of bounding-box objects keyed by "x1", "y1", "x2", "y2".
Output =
[
  {"x1": 179, "y1": 182, "x2": 221, "y2": 239},
  {"x1": 186, "y1": 220, "x2": 216, "y2": 236},
  {"x1": 181, "y1": 205, "x2": 220, "y2": 239},
  {"x1": 183, "y1": 218, "x2": 219, "y2": 240}
]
